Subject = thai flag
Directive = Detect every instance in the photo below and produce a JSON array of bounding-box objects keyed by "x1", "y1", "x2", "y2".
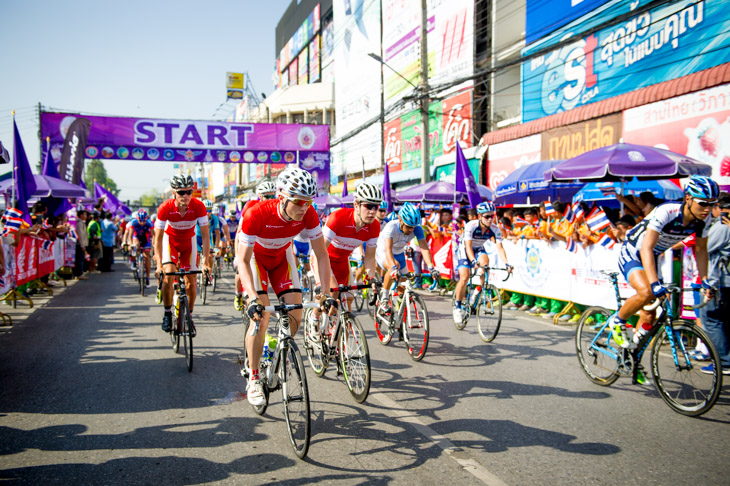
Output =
[
  {"x1": 42, "y1": 218, "x2": 52, "y2": 230},
  {"x1": 598, "y1": 233, "x2": 616, "y2": 249},
  {"x1": 68, "y1": 228, "x2": 78, "y2": 240},
  {"x1": 3, "y1": 216, "x2": 23, "y2": 234},
  {"x1": 41, "y1": 239, "x2": 54, "y2": 251},
  {"x1": 573, "y1": 202, "x2": 584, "y2": 221},
  {"x1": 563, "y1": 204, "x2": 575, "y2": 224},
  {"x1": 586, "y1": 208, "x2": 611, "y2": 232},
  {"x1": 3, "y1": 208, "x2": 23, "y2": 220},
  {"x1": 566, "y1": 238, "x2": 577, "y2": 253},
  {"x1": 513, "y1": 216, "x2": 529, "y2": 227},
  {"x1": 544, "y1": 201, "x2": 556, "y2": 217}
]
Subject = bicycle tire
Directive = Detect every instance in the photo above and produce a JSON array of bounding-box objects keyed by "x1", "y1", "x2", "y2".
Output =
[
  {"x1": 280, "y1": 339, "x2": 311, "y2": 459},
  {"x1": 139, "y1": 259, "x2": 145, "y2": 296},
  {"x1": 302, "y1": 308, "x2": 327, "y2": 376},
  {"x1": 240, "y1": 313, "x2": 269, "y2": 415},
  {"x1": 171, "y1": 304, "x2": 180, "y2": 353},
  {"x1": 575, "y1": 306, "x2": 619, "y2": 386},
  {"x1": 476, "y1": 285, "x2": 503, "y2": 342},
  {"x1": 352, "y1": 289, "x2": 364, "y2": 313},
  {"x1": 651, "y1": 321, "x2": 722, "y2": 417},
  {"x1": 212, "y1": 268, "x2": 217, "y2": 292},
  {"x1": 374, "y1": 295, "x2": 394, "y2": 346},
  {"x1": 200, "y1": 274, "x2": 207, "y2": 305},
  {"x1": 339, "y1": 313, "x2": 371, "y2": 403},
  {"x1": 182, "y1": 301, "x2": 193, "y2": 372},
  {"x1": 403, "y1": 293, "x2": 429, "y2": 361}
]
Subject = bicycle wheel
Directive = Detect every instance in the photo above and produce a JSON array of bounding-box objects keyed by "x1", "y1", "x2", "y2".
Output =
[
  {"x1": 373, "y1": 295, "x2": 394, "y2": 346},
  {"x1": 212, "y1": 267, "x2": 218, "y2": 292},
  {"x1": 302, "y1": 308, "x2": 327, "y2": 376},
  {"x1": 338, "y1": 313, "x2": 371, "y2": 403},
  {"x1": 280, "y1": 340, "x2": 311, "y2": 459},
  {"x1": 402, "y1": 293, "x2": 429, "y2": 361},
  {"x1": 352, "y1": 289, "x2": 364, "y2": 312},
  {"x1": 139, "y1": 260, "x2": 145, "y2": 296},
  {"x1": 476, "y1": 285, "x2": 503, "y2": 342},
  {"x1": 182, "y1": 301, "x2": 193, "y2": 372},
  {"x1": 171, "y1": 303, "x2": 180, "y2": 353},
  {"x1": 240, "y1": 313, "x2": 269, "y2": 415},
  {"x1": 200, "y1": 274, "x2": 207, "y2": 305},
  {"x1": 452, "y1": 284, "x2": 471, "y2": 330},
  {"x1": 575, "y1": 306, "x2": 620, "y2": 386},
  {"x1": 651, "y1": 322, "x2": 722, "y2": 416}
]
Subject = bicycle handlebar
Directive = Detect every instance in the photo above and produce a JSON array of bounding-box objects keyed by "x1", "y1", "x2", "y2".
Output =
[
  {"x1": 643, "y1": 286, "x2": 716, "y2": 312},
  {"x1": 263, "y1": 302, "x2": 320, "y2": 313},
  {"x1": 331, "y1": 283, "x2": 374, "y2": 293},
  {"x1": 163, "y1": 270, "x2": 203, "y2": 277}
]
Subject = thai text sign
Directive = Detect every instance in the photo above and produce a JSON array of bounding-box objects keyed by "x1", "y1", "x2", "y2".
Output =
[
  {"x1": 522, "y1": 0, "x2": 730, "y2": 122},
  {"x1": 40, "y1": 112, "x2": 330, "y2": 164},
  {"x1": 541, "y1": 113, "x2": 621, "y2": 160}
]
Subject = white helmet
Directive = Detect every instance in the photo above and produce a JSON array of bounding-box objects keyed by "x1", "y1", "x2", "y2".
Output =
[
  {"x1": 355, "y1": 182, "x2": 383, "y2": 205},
  {"x1": 277, "y1": 167, "x2": 317, "y2": 199},
  {"x1": 256, "y1": 180, "x2": 276, "y2": 195}
]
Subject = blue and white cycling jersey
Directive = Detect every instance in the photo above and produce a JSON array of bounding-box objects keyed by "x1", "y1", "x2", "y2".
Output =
[
  {"x1": 456, "y1": 220, "x2": 501, "y2": 261},
  {"x1": 375, "y1": 219, "x2": 425, "y2": 269},
  {"x1": 195, "y1": 214, "x2": 221, "y2": 251}
]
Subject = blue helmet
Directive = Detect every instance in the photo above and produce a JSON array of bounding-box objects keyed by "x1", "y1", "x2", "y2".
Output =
[
  {"x1": 137, "y1": 208, "x2": 148, "y2": 222},
  {"x1": 311, "y1": 202, "x2": 318, "y2": 212},
  {"x1": 684, "y1": 175, "x2": 719, "y2": 200},
  {"x1": 398, "y1": 202, "x2": 421, "y2": 226},
  {"x1": 379, "y1": 201, "x2": 388, "y2": 210},
  {"x1": 477, "y1": 202, "x2": 496, "y2": 214}
]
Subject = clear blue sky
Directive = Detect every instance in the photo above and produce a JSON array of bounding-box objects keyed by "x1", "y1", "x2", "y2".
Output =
[{"x1": 0, "y1": 0, "x2": 290, "y2": 201}]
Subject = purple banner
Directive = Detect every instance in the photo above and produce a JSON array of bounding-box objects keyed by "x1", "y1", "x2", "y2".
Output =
[{"x1": 40, "y1": 112, "x2": 330, "y2": 163}]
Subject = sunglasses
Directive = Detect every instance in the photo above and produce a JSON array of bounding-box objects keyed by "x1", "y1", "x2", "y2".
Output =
[
  {"x1": 361, "y1": 203, "x2": 379, "y2": 211},
  {"x1": 694, "y1": 199, "x2": 717, "y2": 207},
  {"x1": 262, "y1": 194, "x2": 276, "y2": 200},
  {"x1": 176, "y1": 189, "x2": 193, "y2": 196},
  {"x1": 480, "y1": 213, "x2": 494, "y2": 218},
  {"x1": 402, "y1": 223, "x2": 415, "y2": 230},
  {"x1": 286, "y1": 197, "x2": 312, "y2": 207},
  {"x1": 377, "y1": 209, "x2": 387, "y2": 212}
]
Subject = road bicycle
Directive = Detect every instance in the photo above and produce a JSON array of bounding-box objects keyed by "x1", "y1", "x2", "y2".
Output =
[
  {"x1": 303, "y1": 283, "x2": 372, "y2": 403},
  {"x1": 452, "y1": 265, "x2": 511, "y2": 342},
  {"x1": 213, "y1": 251, "x2": 223, "y2": 291},
  {"x1": 296, "y1": 255, "x2": 316, "y2": 302},
  {"x1": 133, "y1": 249, "x2": 151, "y2": 296},
  {"x1": 197, "y1": 268, "x2": 211, "y2": 305},
  {"x1": 575, "y1": 271, "x2": 722, "y2": 416},
  {"x1": 370, "y1": 272, "x2": 430, "y2": 361},
  {"x1": 164, "y1": 269, "x2": 201, "y2": 373},
  {"x1": 239, "y1": 300, "x2": 319, "y2": 459},
  {"x1": 224, "y1": 248, "x2": 235, "y2": 271}
]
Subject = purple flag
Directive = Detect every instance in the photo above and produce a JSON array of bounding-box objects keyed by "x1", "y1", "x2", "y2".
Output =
[
  {"x1": 57, "y1": 117, "x2": 91, "y2": 184},
  {"x1": 383, "y1": 162, "x2": 394, "y2": 212},
  {"x1": 95, "y1": 182, "x2": 122, "y2": 214},
  {"x1": 341, "y1": 170, "x2": 348, "y2": 208},
  {"x1": 13, "y1": 119, "x2": 37, "y2": 223},
  {"x1": 42, "y1": 146, "x2": 62, "y2": 179},
  {"x1": 454, "y1": 143, "x2": 481, "y2": 209}
]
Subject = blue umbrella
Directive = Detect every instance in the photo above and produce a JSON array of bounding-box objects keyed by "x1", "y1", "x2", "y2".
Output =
[
  {"x1": 573, "y1": 178, "x2": 683, "y2": 203},
  {"x1": 494, "y1": 160, "x2": 582, "y2": 205}
]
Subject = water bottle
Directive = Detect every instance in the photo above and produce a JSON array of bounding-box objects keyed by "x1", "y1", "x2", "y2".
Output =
[
  {"x1": 469, "y1": 287, "x2": 480, "y2": 308},
  {"x1": 262, "y1": 333, "x2": 274, "y2": 363}
]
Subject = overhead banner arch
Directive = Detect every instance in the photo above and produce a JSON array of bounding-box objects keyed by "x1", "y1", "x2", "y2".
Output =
[{"x1": 40, "y1": 111, "x2": 331, "y2": 188}]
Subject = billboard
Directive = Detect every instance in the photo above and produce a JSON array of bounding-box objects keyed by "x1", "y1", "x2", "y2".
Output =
[
  {"x1": 522, "y1": 0, "x2": 730, "y2": 122},
  {"x1": 525, "y1": 0, "x2": 611, "y2": 45},
  {"x1": 310, "y1": 34, "x2": 321, "y2": 83},
  {"x1": 486, "y1": 134, "x2": 542, "y2": 190},
  {"x1": 541, "y1": 113, "x2": 622, "y2": 161},
  {"x1": 40, "y1": 112, "x2": 330, "y2": 165},
  {"x1": 623, "y1": 83, "x2": 730, "y2": 188},
  {"x1": 226, "y1": 72, "x2": 244, "y2": 100}
]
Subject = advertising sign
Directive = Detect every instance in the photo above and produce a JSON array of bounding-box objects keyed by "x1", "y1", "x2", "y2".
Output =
[
  {"x1": 522, "y1": 0, "x2": 730, "y2": 122},
  {"x1": 525, "y1": 0, "x2": 611, "y2": 45},
  {"x1": 226, "y1": 72, "x2": 244, "y2": 100},
  {"x1": 41, "y1": 112, "x2": 330, "y2": 164},
  {"x1": 298, "y1": 47, "x2": 309, "y2": 85},
  {"x1": 289, "y1": 58, "x2": 298, "y2": 86},
  {"x1": 623, "y1": 83, "x2": 730, "y2": 187},
  {"x1": 541, "y1": 113, "x2": 622, "y2": 161},
  {"x1": 486, "y1": 134, "x2": 542, "y2": 190},
  {"x1": 310, "y1": 34, "x2": 321, "y2": 83}
]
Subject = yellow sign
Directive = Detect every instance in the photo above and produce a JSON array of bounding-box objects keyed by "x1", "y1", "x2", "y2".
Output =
[{"x1": 226, "y1": 72, "x2": 244, "y2": 90}]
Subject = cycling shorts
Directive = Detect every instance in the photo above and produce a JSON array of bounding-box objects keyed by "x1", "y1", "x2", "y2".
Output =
[
  {"x1": 375, "y1": 251, "x2": 407, "y2": 273},
  {"x1": 330, "y1": 255, "x2": 354, "y2": 288},
  {"x1": 161, "y1": 233, "x2": 198, "y2": 271},
  {"x1": 456, "y1": 247, "x2": 487, "y2": 270},
  {"x1": 249, "y1": 249, "x2": 301, "y2": 297},
  {"x1": 293, "y1": 240, "x2": 310, "y2": 258},
  {"x1": 134, "y1": 234, "x2": 152, "y2": 250},
  {"x1": 617, "y1": 242, "x2": 660, "y2": 282}
]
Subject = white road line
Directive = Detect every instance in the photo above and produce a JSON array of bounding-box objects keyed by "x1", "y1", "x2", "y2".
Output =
[{"x1": 371, "y1": 391, "x2": 509, "y2": 486}]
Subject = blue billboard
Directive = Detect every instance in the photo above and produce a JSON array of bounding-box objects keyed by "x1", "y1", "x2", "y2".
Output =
[
  {"x1": 526, "y1": 0, "x2": 611, "y2": 45},
  {"x1": 521, "y1": 0, "x2": 730, "y2": 123}
]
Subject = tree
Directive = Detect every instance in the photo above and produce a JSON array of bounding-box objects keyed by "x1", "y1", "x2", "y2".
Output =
[
  {"x1": 84, "y1": 159, "x2": 120, "y2": 196},
  {"x1": 139, "y1": 189, "x2": 163, "y2": 207}
]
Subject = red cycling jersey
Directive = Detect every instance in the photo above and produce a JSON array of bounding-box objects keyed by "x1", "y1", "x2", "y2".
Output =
[
  {"x1": 323, "y1": 208, "x2": 380, "y2": 260},
  {"x1": 236, "y1": 199, "x2": 262, "y2": 233},
  {"x1": 154, "y1": 198, "x2": 208, "y2": 239},
  {"x1": 238, "y1": 199, "x2": 322, "y2": 257}
]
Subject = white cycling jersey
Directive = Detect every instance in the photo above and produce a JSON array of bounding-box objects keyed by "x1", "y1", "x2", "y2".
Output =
[
  {"x1": 375, "y1": 219, "x2": 426, "y2": 261},
  {"x1": 624, "y1": 202, "x2": 711, "y2": 254}
]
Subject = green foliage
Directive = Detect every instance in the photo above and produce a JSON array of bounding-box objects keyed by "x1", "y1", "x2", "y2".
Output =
[
  {"x1": 84, "y1": 159, "x2": 120, "y2": 196},
  {"x1": 139, "y1": 189, "x2": 163, "y2": 207}
]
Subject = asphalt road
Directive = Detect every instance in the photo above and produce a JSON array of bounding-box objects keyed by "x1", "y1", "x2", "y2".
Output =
[{"x1": 1, "y1": 259, "x2": 729, "y2": 485}]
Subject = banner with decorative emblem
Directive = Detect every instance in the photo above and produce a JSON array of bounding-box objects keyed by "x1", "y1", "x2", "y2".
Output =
[{"x1": 40, "y1": 112, "x2": 330, "y2": 165}]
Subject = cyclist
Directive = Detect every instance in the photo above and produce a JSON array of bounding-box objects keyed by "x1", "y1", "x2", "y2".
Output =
[
  {"x1": 122, "y1": 212, "x2": 138, "y2": 270},
  {"x1": 375, "y1": 202, "x2": 439, "y2": 314},
  {"x1": 452, "y1": 202, "x2": 512, "y2": 323},
  {"x1": 610, "y1": 175, "x2": 718, "y2": 348},
  {"x1": 234, "y1": 180, "x2": 277, "y2": 310},
  {"x1": 307, "y1": 183, "x2": 383, "y2": 339},
  {"x1": 237, "y1": 167, "x2": 337, "y2": 406},
  {"x1": 225, "y1": 208, "x2": 239, "y2": 254},
  {"x1": 376, "y1": 200, "x2": 389, "y2": 229},
  {"x1": 154, "y1": 174, "x2": 210, "y2": 335},
  {"x1": 129, "y1": 208, "x2": 154, "y2": 287},
  {"x1": 196, "y1": 199, "x2": 222, "y2": 281}
]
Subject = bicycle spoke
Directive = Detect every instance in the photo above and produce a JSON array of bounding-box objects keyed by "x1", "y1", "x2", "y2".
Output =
[
  {"x1": 281, "y1": 341, "x2": 310, "y2": 458},
  {"x1": 476, "y1": 285, "x2": 502, "y2": 343},
  {"x1": 339, "y1": 314, "x2": 371, "y2": 403},
  {"x1": 404, "y1": 294, "x2": 429, "y2": 361},
  {"x1": 575, "y1": 307, "x2": 619, "y2": 386}
]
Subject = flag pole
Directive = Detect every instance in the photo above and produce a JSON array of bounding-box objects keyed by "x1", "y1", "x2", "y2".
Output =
[{"x1": 11, "y1": 110, "x2": 16, "y2": 207}]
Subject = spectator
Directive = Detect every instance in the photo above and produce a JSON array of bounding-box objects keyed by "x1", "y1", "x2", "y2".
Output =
[
  {"x1": 467, "y1": 209, "x2": 478, "y2": 221},
  {"x1": 87, "y1": 211, "x2": 102, "y2": 273},
  {"x1": 74, "y1": 210, "x2": 89, "y2": 280},
  {"x1": 100, "y1": 211, "x2": 118, "y2": 272}
]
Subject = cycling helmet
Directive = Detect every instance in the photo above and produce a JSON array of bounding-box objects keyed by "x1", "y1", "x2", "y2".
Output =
[
  {"x1": 476, "y1": 202, "x2": 496, "y2": 214},
  {"x1": 170, "y1": 174, "x2": 194, "y2": 189},
  {"x1": 398, "y1": 202, "x2": 421, "y2": 226},
  {"x1": 684, "y1": 175, "x2": 719, "y2": 200},
  {"x1": 277, "y1": 167, "x2": 317, "y2": 199},
  {"x1": 379, "y1": 201, "x2": 388, "y2": 210},
  {"x1": 203, "y1": 199, "x2": 213, "y2": 211},
  {"x1": 137, "y1": 208, "x2": 148, "y2": 222},
  {"x1": 256, "y1": 180, "x2": 276, "y2": 195},
  {"x1": 229, "y1": 209, "x2": 237, "y2": 216},
  {"x1": 354, "y1": 182, "x2": 383, "y2": 204}
]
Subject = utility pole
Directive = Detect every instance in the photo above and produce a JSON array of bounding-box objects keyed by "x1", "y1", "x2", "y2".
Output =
[
  {"x1": 419, "y1": 0, "x2": 430, "y2": 184},
  {"x1": 379, "y1": 2, "x2": 385, "y2": 177}
]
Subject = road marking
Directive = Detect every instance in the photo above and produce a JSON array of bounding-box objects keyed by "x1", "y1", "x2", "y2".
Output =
[{"x1": 371, "y1": 392, "x2": 509, "y2": 486}]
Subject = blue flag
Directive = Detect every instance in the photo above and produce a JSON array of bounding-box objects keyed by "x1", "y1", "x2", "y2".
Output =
[
  {"x1": 13, "y1": 119, "x2": 37, "y2": 223},
  {"x1": 454, "y1": 143, "x2": 481, "y2": 209}
]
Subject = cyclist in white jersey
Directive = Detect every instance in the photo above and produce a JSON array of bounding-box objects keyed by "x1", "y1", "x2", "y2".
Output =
[
  {"x1": 610, "y1": 175, "x2": 718, "y2": 348},
  {"x1": 453, "y1": 202, "x2": 512, "y2": 323},
  {"x1": 375, "y1": 202, "x2": 439, "y2": 310}
]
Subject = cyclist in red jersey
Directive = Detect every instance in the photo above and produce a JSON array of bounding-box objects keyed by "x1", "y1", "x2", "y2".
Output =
[
  {"x1": 154, "y1": 174, "x2": 210, "y2": 334},
  {"x1": 307, "y1": 183, "x2": 383, "y2": 338},
  {"x1": 238, "y1": 167, "x2": 337, "y2": 406},
  {"x1": 233, "y1": 180, "x2": 277, "y2": 311}
]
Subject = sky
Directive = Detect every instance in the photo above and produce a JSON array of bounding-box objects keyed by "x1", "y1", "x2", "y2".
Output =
[{"x1": 0, "y1": 0, "x2": 291, "y2": 201}]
